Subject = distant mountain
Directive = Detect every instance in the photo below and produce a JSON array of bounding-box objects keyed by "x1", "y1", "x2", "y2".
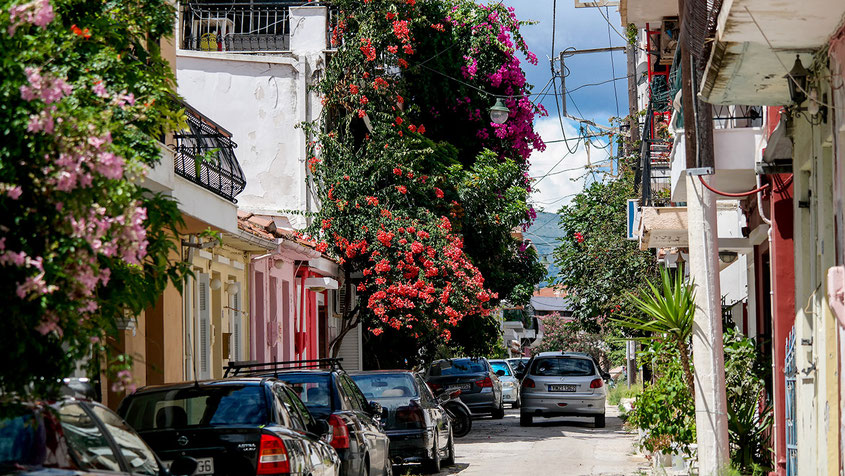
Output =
[{"x1": 524, "y1": 211, "x2": 565, "y2": 286}]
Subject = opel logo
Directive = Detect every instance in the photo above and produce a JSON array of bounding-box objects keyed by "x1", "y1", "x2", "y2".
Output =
[{"x1": 177, "y1": 435, "x2": 189, "y2": 446}]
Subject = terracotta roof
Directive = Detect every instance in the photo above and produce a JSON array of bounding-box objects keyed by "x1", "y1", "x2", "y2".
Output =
[
  {"x1": 533, "y1": 286, "x2": 567, "y2": 298},
  {"x1": 236, "y1": 213, "x2": 328, "y2": 254}
]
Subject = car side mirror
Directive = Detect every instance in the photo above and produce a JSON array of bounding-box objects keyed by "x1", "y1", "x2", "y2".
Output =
[
  {"x1": 368, "y1": 401, "x2": 383, "y2": 418},
  {"x1": 601, "y1": 372, "x2": 611, "y2": 381},
  {"x1": 311, "y1": 419, "x2": 332, "y2": 441},
  {"x1": 495, "y1": 370, "x2": 506, "y2": 377},
  {"x1": 168, "y1": 456, "x2": 198, "y2": 476}
]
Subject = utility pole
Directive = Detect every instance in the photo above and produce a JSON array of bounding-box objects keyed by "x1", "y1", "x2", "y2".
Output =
[
  {"x1": 678, "y1": 0, "x2": 730, "y2": 473},
  {"x1": 625, "y1": 44, "x2": 640, "y2": 157}
]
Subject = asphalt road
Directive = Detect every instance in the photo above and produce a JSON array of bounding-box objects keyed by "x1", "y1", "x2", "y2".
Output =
[{"x1": 397, "y1": 405, "x2": 649, "y2": 476}]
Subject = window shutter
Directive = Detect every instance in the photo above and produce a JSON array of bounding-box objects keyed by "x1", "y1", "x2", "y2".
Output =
[
  {"x1": 231, "y1": 285, "x2": 242, "y2": 361},
  {"x1": 198, "y1": 273, "x2": 211, "y2": 379},
  {"x1": 336, "y1": 286, "x2": 347, "y2": 315}
]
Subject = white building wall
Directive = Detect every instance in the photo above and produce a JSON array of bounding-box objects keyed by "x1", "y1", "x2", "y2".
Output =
[{"x1": 175, "y1": 6, "x2": 327, "y2": 228}]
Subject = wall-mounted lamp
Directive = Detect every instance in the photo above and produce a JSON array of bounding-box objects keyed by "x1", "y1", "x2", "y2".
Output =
[
  {"x1": 273, "y1": 258, "x2": 285, "y2": 270},
  {"x1": 210, "y1": 278, "x2": 223, "y2": 290},
  {"x1": 718, "y1": 251, "x2": 739, "y2": 264},
  {"x1": 489, "y1": 98, "x2": 509, "y2": 124},
  {"x1": 226, "y1": 282, "x2": 239, "y2": 295},
  {"x1": 785, "y1": 55, "x2": 809, "y2": 105}
]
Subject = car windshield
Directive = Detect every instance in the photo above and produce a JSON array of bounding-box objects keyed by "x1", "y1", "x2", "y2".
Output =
[
  {"x1": 0, "y1": 410, "x2": 44, "y2": 467},
  {"x1": 429, "y1": 359, "x2": 486, "y2": 376},
  {"x1": 489, "y1": 362, "x2": 512, "y2": 376},
  {"x1": 531, "y1": 358, "x2": 595, "y2": 377},
  {"x1": 351, "y1": 374, "x2": 418, "y2": 400},
  {"x1": 277, "y1": 374, "x2": 333, "y2": 417},
  {"x1": 122, "y1": 385, "x2": 268, "y2": 431}
]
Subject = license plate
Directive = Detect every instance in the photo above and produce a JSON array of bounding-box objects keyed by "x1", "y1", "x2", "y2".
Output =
[
  {"x1": 450, "y1": 383, "x2": 471, "y2": 391},
  {"x1": 165, "y1": 457, "x2": 214, "y2": 475},
  {"x1": 548, "y1": 384, "x2": 577, "y2": 392}
]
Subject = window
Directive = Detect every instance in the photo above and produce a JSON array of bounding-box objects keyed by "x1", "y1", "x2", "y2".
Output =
[
  {"x1": 277, "y1": 373, "x2": 333, "y2": 418},
  {"x1": 490, "y1": 362, "x2": 512, "y2": 376},
  {"x1": 415, "y1": 375, "x2": 435, "y2": 404},
  {"x1": 284, "y1": 387, "x2": 316, "y2": 431},
  {"x1": 271, "y1": 385, "x2": 295, "y2": 429},
  {"x1": 122, "y1": 385, "x2": 268, "y2": 431},
  {"x1": 338, "y1": 375, "x2": 366, "y2": 412},
  {"x1": 351, "y1": 373, "x2": 418, "y2": 400},
  {"x1": 531, "y1": 358, "x2": 595, "y2": 377},
  {"x1": 88, "y1": 405, "x2": 159, "y2": 475},
  {"x1": 428, "y1": 359, "x2": 487, "y2": 376},
  {"x1": 58, "y1": 403, "x2": 121, "y2": 472}
]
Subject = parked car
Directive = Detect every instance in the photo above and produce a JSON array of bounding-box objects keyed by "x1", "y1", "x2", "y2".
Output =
[
  {"x1": 0, "y1": 397, "x2": 196, "y2": 475},
  {"x1": 519, "y1": 352, "x2": 608, "y2": 428},
  {"x1": 225, "y1": 359, "x2": 392, "y2": 476},
  {"x1": 118, "y1": 378, "x2": 340, "y2": 476},
  {"x1": 424, "y1": 357, "x2": 504, "y2": 419},
  {"x1": 506, "y1": 357, "x2": 530, "y2": 375},
  {"x1": 488, "y1": 359, "x2": 520, "y2": 408},
  {"x1": 350, "y1": 370, "x2": 454, "y2": 474}
]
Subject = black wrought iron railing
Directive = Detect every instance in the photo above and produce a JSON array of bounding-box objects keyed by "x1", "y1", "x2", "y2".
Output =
[
  {"x1": 637, "y1": 100, "x2": 673, "y2": 207},
  {"x1": 181, "y1": 1, "x2": 331, "y2": 53},
  {"x1": 173, "y1": 103, "x2": 246, "y2": 202}
]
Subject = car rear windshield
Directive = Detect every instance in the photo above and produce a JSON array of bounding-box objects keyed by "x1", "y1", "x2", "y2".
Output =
[
  {"x1": 490, "y1": 362, "x2": 512, "y2": 376},
  {"x1": 351, "y1": 374, "x2": 418, "y2": 400},
  {"x1": 429, "y1": 359, "x2": 487, "y2": 376},
  {"x1": 122, "y1": 385, "x2": 268, "y2": 431},
  {"x1": 531, "y1": 358, "x2": 595, "y2": 377},
  {"x1": 277, "y1": 374, "x2": 333, "y2": 416}
]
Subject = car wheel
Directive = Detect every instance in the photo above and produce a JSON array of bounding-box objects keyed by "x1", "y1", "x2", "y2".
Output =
[
  {"x1": 383, "y1": 459, "x2": 393, "y2": 476},
  {"x1": 595, "y1": 413, "x2": 606, "y2": 428},
  {"x1": 442, "y1": 430, "x2": 455, "y2": 467},
  {"x1": 423, "y1": 434, "x2": 441, "y2": 473},
  {"x1": 491, "y1": 405, "x2": 505, "y2": 419},
  {"x1": 519, "y1": 412, "x2": 533, "y2": 427},
  {"x1": 512, "y1": 399, "x2": 520, "y2": 409}
]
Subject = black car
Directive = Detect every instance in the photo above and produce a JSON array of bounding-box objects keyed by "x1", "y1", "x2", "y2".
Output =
[
  {"x1": 0, "y1": 397, "x2": 196, "y2": 475},
  {"x1": 225, "y1": 359, "x2": 392, "y2": 476},
  {"x1": 424, "y1": 358, "x2": 505, "y2": 419},
  {"x1": 118, "y1": 378, "x2": 340, "y2": 476},
  {"x1": 350, "y1": 371, "x2": 454, "y2": 474}
]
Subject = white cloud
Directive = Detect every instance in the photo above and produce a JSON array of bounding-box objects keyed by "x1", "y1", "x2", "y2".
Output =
[{"x1": 527, "y1": 117, "x2": 613, "y2": 211}]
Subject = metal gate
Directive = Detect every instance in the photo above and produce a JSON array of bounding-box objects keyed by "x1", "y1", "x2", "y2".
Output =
[{"x1": 785, "y1": 326, "x2": 797, "y2": 476}]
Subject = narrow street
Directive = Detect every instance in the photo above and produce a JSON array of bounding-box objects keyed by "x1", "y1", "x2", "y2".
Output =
[{"x1": 414, "y1": 406, "x2": 649, "y2": 476}]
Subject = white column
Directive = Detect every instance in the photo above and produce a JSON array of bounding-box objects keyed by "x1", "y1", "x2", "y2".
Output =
[{"x1": 686, "y1": 175, "x2": 730, "y2": 474}]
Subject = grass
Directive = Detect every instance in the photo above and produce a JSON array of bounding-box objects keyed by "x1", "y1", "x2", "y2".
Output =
[{"x1": 607, "y1": 381, "x2": 643, "y2": 405}]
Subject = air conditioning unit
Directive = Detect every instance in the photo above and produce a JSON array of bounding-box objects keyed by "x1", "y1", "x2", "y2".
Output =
[{"x1": 658, "y1": 17, "x2": 679, "y2": 66}]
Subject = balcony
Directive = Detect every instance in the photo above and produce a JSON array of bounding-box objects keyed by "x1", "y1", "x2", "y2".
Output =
[{"x1": 173, "y1": 103, "x2": 246, "y2": 202}]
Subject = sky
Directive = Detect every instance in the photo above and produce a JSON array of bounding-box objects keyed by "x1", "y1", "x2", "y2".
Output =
[{"x1": 500, "y1": 0, "x2": 627, "y2": 211}]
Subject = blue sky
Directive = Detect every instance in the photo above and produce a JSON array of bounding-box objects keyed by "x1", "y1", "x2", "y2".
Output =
[{"x1": 499, "y1": 1, "x2": 627, "y2": 210}]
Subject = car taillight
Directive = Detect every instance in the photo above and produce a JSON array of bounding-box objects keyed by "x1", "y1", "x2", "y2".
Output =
[
  {"x1": 395, "y1": 404, "x2": 425, "y2": 429},
  {"x1": 475, "y1": 377, "x2": 493, "y2": 388},
  {"x1": 590, "y1": 378, "x2": 604, "y2": 389},
  {"x1": 257, "y1": 433, "x2": 290, "y2": 475},
  {"x1": 327, "y1": 414, "x2": 351, "y2": 450},
  {"x1": 522, "y1": 378, "x2": 535, "y2": 388},
  {"x1": 428, "y1": 382, "x2": 442, "y2": 392}
]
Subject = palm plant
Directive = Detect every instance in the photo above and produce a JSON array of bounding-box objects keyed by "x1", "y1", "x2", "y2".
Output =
[{"x1": 613, "y1": 265, "x2": 696, "y2": 398}]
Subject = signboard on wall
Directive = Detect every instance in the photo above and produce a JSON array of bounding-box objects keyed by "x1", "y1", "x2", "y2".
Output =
[{"x1": 626, "y1": 199, "x2": 639, "y2": 241}]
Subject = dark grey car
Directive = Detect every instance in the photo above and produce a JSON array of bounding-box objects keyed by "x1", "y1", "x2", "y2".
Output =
[{"x1": 424, "y1": 358, "x2": 504, "y2": 419}]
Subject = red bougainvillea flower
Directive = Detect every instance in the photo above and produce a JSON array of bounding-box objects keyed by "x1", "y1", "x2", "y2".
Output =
[
  {"x1": 366, "y1": 196, "x2": 379, "y2": 205},
  {"x1": 71, "y1": 24, "x2": 91, "y2": 39},
  {"x1": 392, "y1": 20, "x2": 410, "y2": 43},
  {"x1": 358, "y1": 109, "x2": 366, "y2": 118},
  {"x1": 431, "y1": 23, "x2": 445, "y2": 31},
  {"x1": 385, "y1": 12, "x2": 395, "y2": 20},
  {"x1": 359, "y1": 38, "x2": 376, "y2": 61},
  {"x1": 360, "y1": 95, "x2": 369, "y2": 105},
  {"x1": 434, "y1": 188, "x2": 444, "y2": 198},
  {"x1": 397, "y1": 58, "x2": 409, "y2": 68},
  {"x1": 396, "y1": 185, "x2": 408, "y2": 194},
  {"x1": 393, "y1": 167, "x2": 402, "y2": 175},
  {"x1": 396, "y1": 95, "x2": 404, "y2": 104},
  {"x1": 574, "y1": 231, "x2": 584, "y2": 243},
  {"x1": 349, "y1": 84, "x2": 359, "y2": 94},
  {"x1": 395, "y1": 117, "x2": 403, "y2": 125},
  {"x1": 316, "y1": 241, "x2": 328, "y2": 252},
  {"x1": 402, "y1": 44, "x2": 414, "y2": 55},
  {"x1": 387, "y1": 45, "x2": 398, "y2": 54},
  {"x1": 374, "y1": 77, "x2": 389, "y2": 90},
  {"x1": 408, "y1": 124, "x2": 417, "y2": 133}
]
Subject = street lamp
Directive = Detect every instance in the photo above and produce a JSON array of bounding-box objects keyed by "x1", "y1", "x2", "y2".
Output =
[
  {"x1": 785, "y1": 54, "x2": 808, "y2": 105},
  {"x1": 489, "y1": 97, "x2": 509, "y2": 124}
]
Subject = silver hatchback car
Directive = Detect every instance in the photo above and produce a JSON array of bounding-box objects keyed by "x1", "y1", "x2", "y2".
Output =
[{"x1": 519, "y1": 352, "x2": 607, "y2": 427}]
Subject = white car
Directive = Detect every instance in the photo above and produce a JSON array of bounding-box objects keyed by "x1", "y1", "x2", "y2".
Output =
[
  {"x1": 519, "y1": 352, "x2": 608, "y2": 427},
  {"x1": 488, "y1": 359, "x2": 520, "y2": 408}
]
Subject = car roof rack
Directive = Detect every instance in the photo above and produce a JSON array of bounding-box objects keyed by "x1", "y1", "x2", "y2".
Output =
[{"x1": 224, "y1": 359, "x2": 344, "y2": 378}]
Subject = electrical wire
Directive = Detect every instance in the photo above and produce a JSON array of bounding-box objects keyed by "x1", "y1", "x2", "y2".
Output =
[{"x1": 606, "y1": 6, "x2": 621, "y2": 117}]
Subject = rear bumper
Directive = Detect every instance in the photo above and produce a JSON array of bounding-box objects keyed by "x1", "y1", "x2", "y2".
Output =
[
  {"x1": 459, "y1": 390, "x2": 498, "y2": 412},
  {"x1": 502, "y1": 386, "x2": 519, "y2": 402},
  {"x1": 385, "y1": 428, "x2": 435, "y2": 463},
  {"x1": 521, "y1": 392, "x2": 605, "y2": 416}
]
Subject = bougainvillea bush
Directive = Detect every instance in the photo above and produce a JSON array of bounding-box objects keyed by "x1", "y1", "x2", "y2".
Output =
[
  {"x1": 1, "y1": 0, "x2": 186, "y2": 399},
  {"x1": 306, "y1": 0, "x2": 546, "y2": 365}
]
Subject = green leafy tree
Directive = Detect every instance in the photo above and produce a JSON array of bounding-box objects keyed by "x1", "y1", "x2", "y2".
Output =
[
  {"x1": 304, "y1": 0, "x2": 545, "y2": 365},
  {"x1": 1, "y1": 0, "x2": 187, "y2": 400}
]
